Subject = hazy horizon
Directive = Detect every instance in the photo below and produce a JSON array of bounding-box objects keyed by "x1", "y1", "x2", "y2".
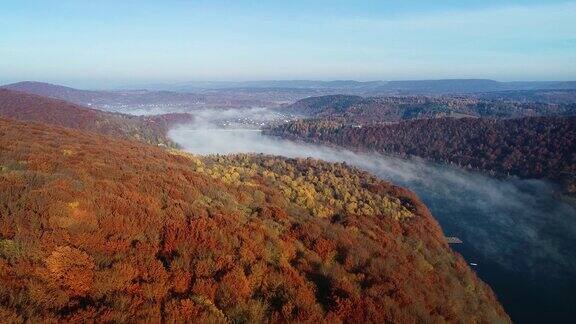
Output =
[
  {"x1": 2, "y1": 1, "x2": 575, "y2": 88},
  {"x1": 2, "y1": 78, "x2": 576, "y2": 92}
]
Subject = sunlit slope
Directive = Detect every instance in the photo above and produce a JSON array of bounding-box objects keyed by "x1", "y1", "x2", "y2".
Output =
[
  {"x1": 0, "y1": 118, "x2": 509, "y2": 322},
  {"x1": 0, "y1": 89, "x2": 192, "y2": 147}
]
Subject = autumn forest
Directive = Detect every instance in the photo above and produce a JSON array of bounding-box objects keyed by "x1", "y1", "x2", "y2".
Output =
[{"x1": 0, "y1": 118, "x2": 510, "y2": 322}]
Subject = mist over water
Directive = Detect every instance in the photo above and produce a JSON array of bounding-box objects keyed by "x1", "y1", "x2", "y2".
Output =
[{"x1": 169, "y1": 109, "x2": 576, "y2": 323}]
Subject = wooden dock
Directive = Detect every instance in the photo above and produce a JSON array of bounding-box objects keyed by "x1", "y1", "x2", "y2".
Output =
[{"x1": 446, "y1": 237, "x2": 463, "y2": 244}]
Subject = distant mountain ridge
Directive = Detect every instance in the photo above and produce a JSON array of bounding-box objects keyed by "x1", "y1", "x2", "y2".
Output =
[
  {"x1": 374, "y1": 79, "x2": 576, "y2": 94},
  {"x1": 0, "y1": 81, "x2": 306, "y2": 111},
  {"x1": 3, "y1": 80, "x2": 575, "y2": 114},
  {"x1": 129, "y1": 79, "x2": 576, "y2": 94},
  {"x1": 8, "y1": 79, "x2": 575, "y2": 95}
]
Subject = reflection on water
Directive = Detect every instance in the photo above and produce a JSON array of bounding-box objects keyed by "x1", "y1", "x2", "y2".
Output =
[{"x1": 170, "y1": 127, "x2": 576, "y2": 324}]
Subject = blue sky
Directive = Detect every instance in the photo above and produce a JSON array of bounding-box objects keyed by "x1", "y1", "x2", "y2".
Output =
[{"x1": 1, "y1": 0, "x2": 575, "y2": 87}]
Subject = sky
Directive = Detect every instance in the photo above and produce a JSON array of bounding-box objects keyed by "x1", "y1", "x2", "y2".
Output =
[{"x1": 1, "y1": 0, "x2": 575, "y2": 87}]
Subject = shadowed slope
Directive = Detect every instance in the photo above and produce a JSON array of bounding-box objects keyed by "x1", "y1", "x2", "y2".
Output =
[{"x1": 0, "y1": 89, "x2": 192, "y2": 147}]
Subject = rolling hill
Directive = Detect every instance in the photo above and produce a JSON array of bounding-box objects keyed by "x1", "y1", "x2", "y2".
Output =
[
  {"x1": 0, "y1": 81, "x2": 305, "y2": 111},
  {"x1": 1, "y1": 81, "x2": 206, "y2": 108},
  {"x1": 0, "y1": 89, "x2": 192, "y2": 147},
  {"x1": 0, "y1": 117, "x2": 509, "y2": 322}
]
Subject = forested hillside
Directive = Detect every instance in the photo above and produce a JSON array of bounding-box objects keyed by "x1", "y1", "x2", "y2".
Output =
[
  {"x1": 283, "y1": 94, "x2": 576, "y2": 122},
  {"x1": 266, "y1": 117, "x2": 576, "y2": 195},
  {"x1": 0, "y1": 118, "x2": 509, "y2": 322},
  {"x1": 0, "y1": 89, "x2": 192, "y2": 147}
]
